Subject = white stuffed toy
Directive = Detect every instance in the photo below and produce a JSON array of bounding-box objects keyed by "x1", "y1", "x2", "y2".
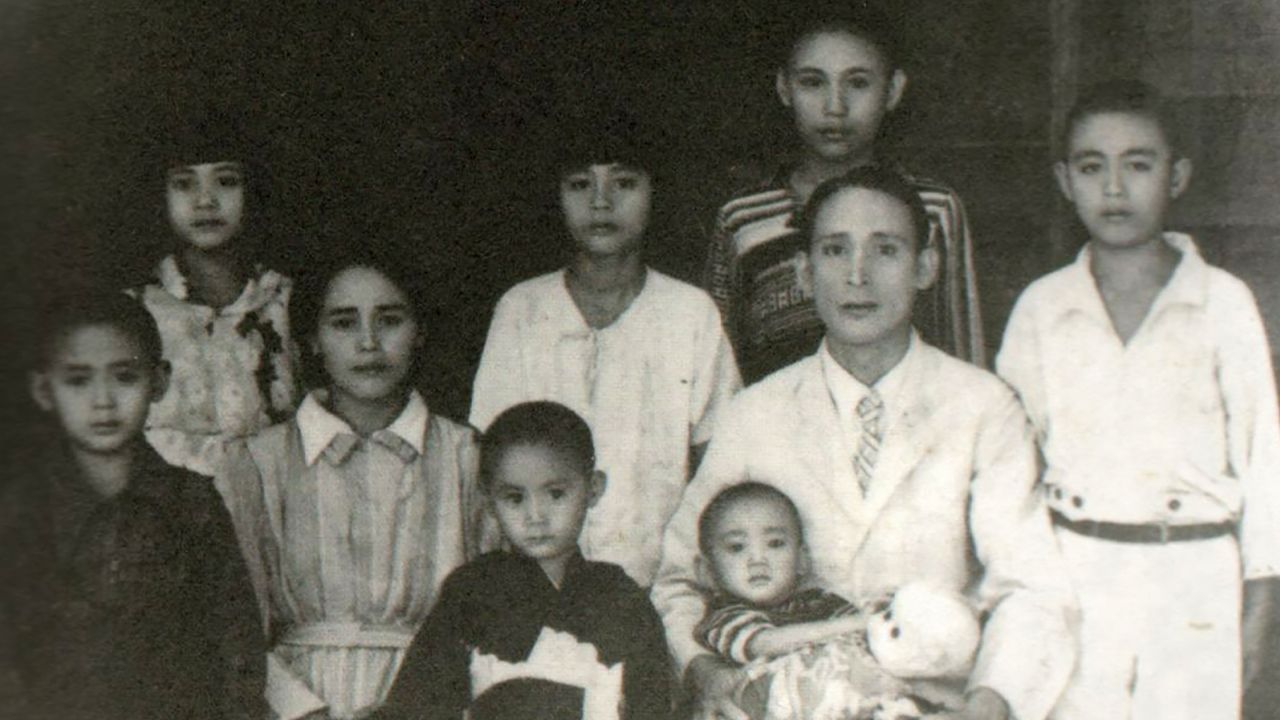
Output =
[{"x1": 866, "y1": 582, "x2": 981, "y2": 680}]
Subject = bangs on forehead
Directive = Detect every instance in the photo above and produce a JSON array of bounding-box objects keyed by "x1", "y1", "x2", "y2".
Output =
[
  {"x1": 150, "y1": 103, "x2": 253, "y2": 165},
  {"x1": 165, "y1": 161, "x2": 247, "y2": 184},
  {"x1": 559, "y1": 160, "x2": 648, "y2": 177},
  {"x1": 547, "y1": 102, "x2": 658, "y2": 182},
  {"x1": 167, "y1": 160, "x2": 245, "y2": 173}
]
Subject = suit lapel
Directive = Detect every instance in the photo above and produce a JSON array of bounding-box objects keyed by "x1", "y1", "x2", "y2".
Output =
[
  {"x1": 859, "y1": 345, "x2": 942, "y2": 528},
  {"x1": 791, "y1": 358, "x2": 871, "y2": 536},
  {"x1": 805, "y1": 343, "x2": 945, "y2": 557}
]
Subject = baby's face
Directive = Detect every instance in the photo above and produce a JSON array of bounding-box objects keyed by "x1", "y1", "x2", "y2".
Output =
[{"x1": 705, "y1": 496, "x2": 803, "y2": 607}]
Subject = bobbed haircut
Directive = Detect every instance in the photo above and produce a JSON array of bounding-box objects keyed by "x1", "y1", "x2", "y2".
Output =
[
  {"x1": 151, "y1": 104, "x2": 270, "y2": 206},
  {"x1": 1063, "y1": 79, "x2": 1181, "y2": 159},
  {"x1": 792, "y1": 164, "x2": 931, "y2": 252},
  {"x1": 698, "y1": 481, "x2": 804, "y2": 557},
  {"x1": 146, "y1": 104, "x2": 273, "y2": 263},
  {"x1": 150, "y1": 103, "x2": 257, "y2": 169},
  {"x1": 779, "y1": 2, "x2": 905, "y2": 73},
  {"x1": 288, "y1": 245, "x2": 427, "y2": 390},
  {"x1": 547, "y1": 104, "x2": 660, "y2": 184},
  {"x1": 480, "y1": 401, "x2": 596, "y2": 492},
  {"x1": 33, "y1": 291, "x2": 164, "y2": 372}
]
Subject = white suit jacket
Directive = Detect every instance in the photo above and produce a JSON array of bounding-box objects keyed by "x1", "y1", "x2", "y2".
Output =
[{"x1": 652, "y1": 340, "x2": 1076, "y2": 720}]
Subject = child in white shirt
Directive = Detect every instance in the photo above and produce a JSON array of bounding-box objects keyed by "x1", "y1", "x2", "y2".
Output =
[
  {"x1": 998, "y1": 80, "x2": 1280, "y2": 720},
  {"x1": 470, "y1": 108, "x2": 741, "y2": 586}
]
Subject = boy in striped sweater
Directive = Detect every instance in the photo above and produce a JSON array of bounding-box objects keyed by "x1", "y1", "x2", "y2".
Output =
[{"x1": 704, "y1": 9, "x2": 983, "y2": 383}]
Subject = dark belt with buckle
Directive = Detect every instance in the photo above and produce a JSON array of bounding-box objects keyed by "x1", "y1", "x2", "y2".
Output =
[{"x1": 1050, "y1": 510, "x2": 1236, "y2": 544}]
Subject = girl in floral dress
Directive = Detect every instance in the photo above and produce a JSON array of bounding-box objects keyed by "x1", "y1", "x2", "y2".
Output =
[{"x1": 132, "y1": 110, "x2": 298, "y2": 479}]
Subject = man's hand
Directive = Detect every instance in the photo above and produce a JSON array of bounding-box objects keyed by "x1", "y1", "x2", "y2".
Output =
[
  {"x1": 928, "y1": 687, "x2": 1010, "y2": 720},
  {"x1": 686, "y1": 654, "x2": 749, "y2": 720}
]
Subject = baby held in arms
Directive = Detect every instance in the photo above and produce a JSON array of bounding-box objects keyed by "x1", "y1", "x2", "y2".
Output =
[{"x1": 694, "y1": 482, "x2": 979, "y2": 720}]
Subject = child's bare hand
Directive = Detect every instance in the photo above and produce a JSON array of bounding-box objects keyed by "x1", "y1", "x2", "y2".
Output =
[
  {"x1": 688, "y1": 655, "x2": 750, "y2": 720},
  {"x1": 926, "y1": 687, "x2": 1009, "y2": 720}
]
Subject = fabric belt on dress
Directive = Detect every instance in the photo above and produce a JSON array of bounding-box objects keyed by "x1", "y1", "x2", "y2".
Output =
[
  {"x1": 1050, "y1": 509, "x2": 1236, "y2": 544},
  {"x1": 278, "y1": 622, "x2": 417, "y2": 649}
]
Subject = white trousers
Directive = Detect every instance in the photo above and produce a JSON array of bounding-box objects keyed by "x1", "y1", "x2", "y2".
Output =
[{"x1": 1050, "y1": 530, "x2": 1241, "y2": 720}]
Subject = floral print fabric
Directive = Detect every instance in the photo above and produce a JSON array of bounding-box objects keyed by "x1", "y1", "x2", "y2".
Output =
[{"x1": 134, "y1": 255, "x2": 299, "y2": 477}]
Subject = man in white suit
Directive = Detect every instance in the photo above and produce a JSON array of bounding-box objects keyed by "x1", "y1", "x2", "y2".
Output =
[{"x1": 653, "y1": 166, "x2": 1076, "y2": 720}]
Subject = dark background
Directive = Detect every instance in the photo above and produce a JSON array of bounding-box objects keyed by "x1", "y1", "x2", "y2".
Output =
[
  {"x1": 2, "y1": 1, "x2": 1280, "y2": 715},
  {"x1": 0, "y1": 0, "x2": 1061, "y2": 420},
  {"x1": 2, "y1": 0, "x2": 1276, "y2": 424}
]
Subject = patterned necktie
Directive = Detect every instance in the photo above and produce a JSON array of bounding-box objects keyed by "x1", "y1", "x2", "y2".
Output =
[
  {"x1": 322, "y1": 431, "x2": 419, "y2": 466},
  {"x1": 855, "y1": 391, "x2": 884, "y2": 495}
]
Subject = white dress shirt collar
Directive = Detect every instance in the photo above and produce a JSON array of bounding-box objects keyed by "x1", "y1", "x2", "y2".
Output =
[
  {"x1": 1055, "y1": 232, "x2": 1210, "y2": 326},
  {"x1": 296, "y1": 389, "x2": 429, "y2": 466},
  {"x1": 820, "y1": 331, "x2": 919, "y2": 438}
]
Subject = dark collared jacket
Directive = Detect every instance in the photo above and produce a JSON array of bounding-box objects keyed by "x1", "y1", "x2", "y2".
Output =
[{"x1": 0, "y1": 437, "x2": 266, "y2": 720}]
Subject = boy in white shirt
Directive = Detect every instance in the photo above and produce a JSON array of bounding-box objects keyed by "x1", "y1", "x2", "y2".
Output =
[{"x1": 998, "y1": 79, "x2": 1280, "y2": 719}]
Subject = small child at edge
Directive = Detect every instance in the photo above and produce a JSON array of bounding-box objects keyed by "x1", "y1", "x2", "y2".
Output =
[{"x1": 0, "y1": 291, "x2": 265, "y2": 720}]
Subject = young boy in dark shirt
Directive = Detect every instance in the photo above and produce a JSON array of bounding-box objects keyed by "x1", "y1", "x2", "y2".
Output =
[
  {"x1": 0, "y1": 291, "x2": 266, "y2": 720},
  {"x1": 377, "y1": 401, "x2": 672, "y2": 720}
]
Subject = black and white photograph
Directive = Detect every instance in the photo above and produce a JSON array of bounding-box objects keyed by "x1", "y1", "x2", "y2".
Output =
[{"x1": 2, "y1": 1, "x2": 1278, "y2": 718}]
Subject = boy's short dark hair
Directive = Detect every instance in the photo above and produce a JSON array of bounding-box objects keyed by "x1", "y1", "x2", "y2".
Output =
[
  {"x1": 779, "y1": 3, "x2": 905, "y2": 73},
  {"x1": 793, "y1": 164, "x2": 930, "y2": 252},
  {"x1": 33, "y1": 291, "x2": 164, "y2": 371},
  {"x1": 480, "y1": 401, "x2": 596, "y2": 492},
  {"x1": 1063, "y1": 79, "x2": 1181, "y2": 158},
  {"x1": 289, "y1": 244, "x2": 427, "y2": 389},
  {"x1": 698, "y1": 482, "x2": 804, "y2": 557}
]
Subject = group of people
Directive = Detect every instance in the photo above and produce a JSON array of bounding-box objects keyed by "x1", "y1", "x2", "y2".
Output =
[{"x1": 3, "y1": 8, "x2": 1278, "y2": 720}]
